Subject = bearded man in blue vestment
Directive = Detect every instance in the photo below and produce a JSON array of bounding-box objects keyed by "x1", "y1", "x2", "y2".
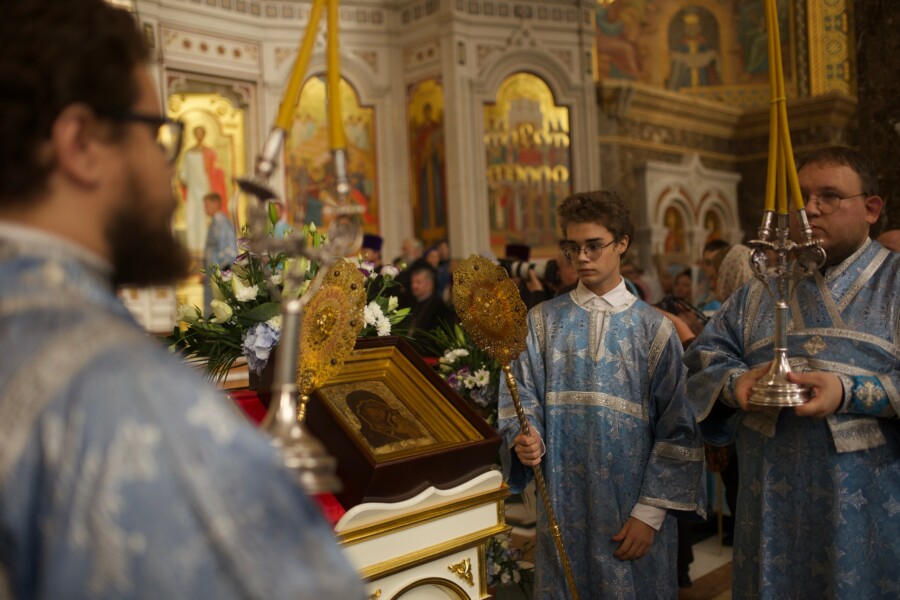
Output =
[
  {"x1": 0, "y1": 1, "x2": 365, "y2": 598},
  {"x1": 684, "y1": 146, "x2": 900, "y2": 599},
  {"x1": 499, "y1": 190, "x2": 706, "y2": 599}
]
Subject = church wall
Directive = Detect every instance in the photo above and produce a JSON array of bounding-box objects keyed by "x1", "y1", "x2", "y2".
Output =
[
  {"x1": 131, "y1": 0, "x2": 868, "y2": 272},
  {"x1": 597, "y1": 80, "x2": 856, "y2": 271},
  {"x1": 853, "y1": 0, "x2": 900, "y2": 232},
  {"x1": 134, "y1": 0, "x2": 599, "y2": 262}
]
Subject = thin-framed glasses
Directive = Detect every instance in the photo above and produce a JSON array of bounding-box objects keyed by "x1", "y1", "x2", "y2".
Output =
[
  {"x1": 560, "y1": 239, "x2": 616, "y2": 260},
  {"x1": 801, "y1": 191, "x2": 867, "y2": 215},
  {"x1": 103, "y1": 112, "x2": 184, "y2": 164}
]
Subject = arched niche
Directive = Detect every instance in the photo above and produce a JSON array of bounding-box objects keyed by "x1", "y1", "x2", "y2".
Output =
[{"x1": 635, "y1": 153, "x2": 742, "y2": 279}]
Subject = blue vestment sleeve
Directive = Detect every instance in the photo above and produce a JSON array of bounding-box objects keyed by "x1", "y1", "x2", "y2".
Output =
[
  {"x1": 684, "y1": 291, "x2": 752, "y2": 446},
  {"x1": 639, "y1": 324, "x2": 707, "y2": 519}
]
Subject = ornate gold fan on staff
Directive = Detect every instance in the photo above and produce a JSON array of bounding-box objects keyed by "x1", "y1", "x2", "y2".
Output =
[
  {"x1": 236, "y1": 0, "x2": 366, "y2": 492},
  {"x1": 453, "y1": 256, "x2": 580, "y2": 600},
  {"x1": 745, "y1": 0, "x2": 827, "y2": 407}
]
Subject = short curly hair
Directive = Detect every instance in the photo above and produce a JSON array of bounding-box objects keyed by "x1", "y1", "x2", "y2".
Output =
[
  {"x1": 0, "y1": 0, "x2": 148, "y2": 205},
  {"x1": 556, "y1": 190, "x2": 634, "y2": 244}
]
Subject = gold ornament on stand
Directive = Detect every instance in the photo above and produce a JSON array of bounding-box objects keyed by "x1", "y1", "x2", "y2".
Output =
[
  {"x1": 453, "y1": 255, "x2": 580, "y2": 600},
  {"x1": 746, "y1": 0, "x2": 826, "y2": 407},
  {"x1": 260, "y1": 260, "x2": 365, "y2": 494},
  {"x1": 296, "y1": 261, "x2": 366, "y2": 419}
]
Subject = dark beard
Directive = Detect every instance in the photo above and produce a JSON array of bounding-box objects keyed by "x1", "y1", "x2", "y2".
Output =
[
  {"x1": 107, "y1": 177, "x2": 191, "y2": 287},
  {"x1": 823, "y1": 235, "x2": 867, "y2": 268}
]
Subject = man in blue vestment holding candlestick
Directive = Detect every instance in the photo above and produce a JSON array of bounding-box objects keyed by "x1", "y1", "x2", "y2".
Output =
[{"x1": 685, "y1": 146, "x2": 900, "y2": 598}]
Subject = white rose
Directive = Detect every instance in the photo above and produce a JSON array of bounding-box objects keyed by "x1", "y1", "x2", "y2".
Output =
[
  {"x1": 381, "y1": 264, "x2": 399, "y2": 279},
  {"x1": 209, "y1": 299, "x2": 233, "y2": 323},
  {"x1": 176, "y1": 304, "x2": 201, "y2": 323}
]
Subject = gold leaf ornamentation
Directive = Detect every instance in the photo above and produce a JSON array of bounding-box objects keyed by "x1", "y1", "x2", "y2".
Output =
[
  {"x1": 452, "y1": 255, "x2": 527, "y2": 366},
  {"x1": 297, "y1": 259, "x2": 366, "y2": 396}
]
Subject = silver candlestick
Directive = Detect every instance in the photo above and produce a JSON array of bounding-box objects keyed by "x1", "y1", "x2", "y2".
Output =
[
  {"x1": 746, "y1": 209, "x2": 826, "y2": 407},
  {"x1": 239, "y1": 127, "x2": 362, "y2": 493}
]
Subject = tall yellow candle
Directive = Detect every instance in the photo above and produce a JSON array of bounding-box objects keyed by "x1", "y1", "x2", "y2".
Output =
[
  {"x1": 763, "y1": 0, "x2": 779, "y2": 213},
  {"x1": 326, "y1": 0, "x2": 346, "y2": 150},
  {"x1": 275, "y1": 0, "x2": 327, "y2": 132}
]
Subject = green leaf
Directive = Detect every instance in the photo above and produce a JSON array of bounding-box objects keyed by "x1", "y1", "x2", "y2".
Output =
[{"x1": 237, "y1": 301, "x2": 282, "y2": 323}]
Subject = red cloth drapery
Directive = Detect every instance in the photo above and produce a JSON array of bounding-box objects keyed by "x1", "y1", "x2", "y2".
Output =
[{"x1": 228, "y1": 389, "x2": 346, "y2": 525}]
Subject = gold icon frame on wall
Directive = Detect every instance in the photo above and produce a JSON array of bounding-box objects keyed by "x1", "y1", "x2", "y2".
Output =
[{"x1": 167, "y1": 92, "x2": 247, "y2": 246}]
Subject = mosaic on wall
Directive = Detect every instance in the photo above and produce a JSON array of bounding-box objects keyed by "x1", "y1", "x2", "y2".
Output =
[
  {"x1": 407, "y1": 78, "x2": 448, "y2": 247},
  {"x1": 167, "y1": 92, "x2": 246, "y2": 261},
  {"x1": 484, "y1": 72, "x2": 572, "y2": 258},
  {"x1": 284, "y1": 76, "x2": 379, "y2": 233},
  {"x1": 594, "y1": 0, "x2": 794, "y2": 108}
]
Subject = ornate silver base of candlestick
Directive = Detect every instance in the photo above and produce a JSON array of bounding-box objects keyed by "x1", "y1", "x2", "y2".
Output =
[
  {"x1": 750, "y1": 350, "x2": 810, "y2": 406},
  {"x1": 262, "y1": 386, "x2": 342, "y2": 494}
]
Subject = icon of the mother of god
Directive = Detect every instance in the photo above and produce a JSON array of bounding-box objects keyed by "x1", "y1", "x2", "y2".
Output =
[{"x1": 346, "y1": 389, "x2": 428, "y2": 451}]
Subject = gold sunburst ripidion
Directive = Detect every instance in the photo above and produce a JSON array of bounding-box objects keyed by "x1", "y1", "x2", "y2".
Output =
[
  {"x1": 452, "y1": 255, "x2": 527, "y2": 365},
  {"x1": 297, "y1": 259, "x2": 366, "y2": 396}
]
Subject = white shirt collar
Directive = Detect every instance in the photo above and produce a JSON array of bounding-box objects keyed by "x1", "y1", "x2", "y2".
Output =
[{"x1": 572, "y1": 277, "x2": 633, "y2": 310}]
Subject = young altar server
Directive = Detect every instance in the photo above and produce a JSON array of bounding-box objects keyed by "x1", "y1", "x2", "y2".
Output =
[{"x1": 499, "y1": 190, "x2": 706, "y2": 598}]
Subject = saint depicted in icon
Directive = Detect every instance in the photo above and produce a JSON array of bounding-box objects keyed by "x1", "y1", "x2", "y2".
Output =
[
  {"x1": 666, "y1": 8, "x2": 722, "y2": 90},
  {"x1": 411, "y1": 102, "x2": 447, "y2": 236},
  {"x1": 664, "y1": 207, "x2": 686, "y2": 253},
  {"x1": 179, "y1": 125, "x2": 227, "y2": 256}
]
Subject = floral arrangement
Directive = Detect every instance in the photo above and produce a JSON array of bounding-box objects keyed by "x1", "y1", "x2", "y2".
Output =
[
  {"x1": 422, "y1": 322, "x2": 502, "y2": 425},
  {"x1": 169, "y1": 220, "x2": 408, "y2": 381},
  {"x1": 485, "y1": 532, "x2": 533, "y2": 591}
]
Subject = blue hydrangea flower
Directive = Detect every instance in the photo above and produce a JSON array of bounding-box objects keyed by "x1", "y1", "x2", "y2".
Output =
[{"x1": 242, "y1": 322, "x2": 282, "y2": 375}]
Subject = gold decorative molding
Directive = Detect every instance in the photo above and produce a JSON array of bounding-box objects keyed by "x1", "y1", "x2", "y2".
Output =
[
  {"x1": 160, "y1": 25, "x2": 260, "y2": 70},
  {"x1": 599, "y1": 81, "x2": 742, "y2": 139},
  {"x1": 356, "y1": 524, "x2": 509, "y2": 581},
  {"x1": 807, "y1": 0, "x2": 855, "y2": 96},
  {"x1": 447, "y1": 557, "x2": 474, "y2": 587},
  {"x1": 353, "y1": 50, "x2": 379, "y2": 74},
  {"x1": 403, "y1": 40, "x2": 440, "y2": 69}
]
